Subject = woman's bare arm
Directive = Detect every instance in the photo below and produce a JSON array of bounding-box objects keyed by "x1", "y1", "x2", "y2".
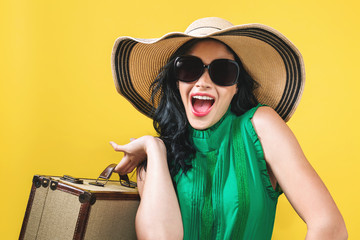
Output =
[
  {"x1": 110, "y1": 136, "x2": 183, "y2": 240},
  {"x1": 252, "y1": 107, "x2": 347, "y2": 240}
]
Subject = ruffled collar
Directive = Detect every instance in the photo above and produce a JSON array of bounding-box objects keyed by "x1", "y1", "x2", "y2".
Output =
[{"x1": 190, "y1": 107, "x2": 234, "y2": 152}]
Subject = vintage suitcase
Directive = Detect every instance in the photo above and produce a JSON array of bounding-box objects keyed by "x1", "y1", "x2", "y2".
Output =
[{"x1": 19, "y1": 164, "x2": 140, "y2": 240}]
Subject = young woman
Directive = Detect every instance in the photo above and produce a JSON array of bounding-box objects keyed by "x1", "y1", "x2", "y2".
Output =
[{"x1": 110, "y1": 17, "x2": 347, "y2": 239}]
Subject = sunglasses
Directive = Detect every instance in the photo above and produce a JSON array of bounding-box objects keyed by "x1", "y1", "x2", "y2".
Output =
[{"x1": 174, "y1": 55, "x2": 240, "y2": 86}]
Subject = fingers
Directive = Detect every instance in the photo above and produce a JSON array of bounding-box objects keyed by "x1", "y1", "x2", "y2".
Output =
[
  {"x1": 110, "y1": 141, "x2": 126, "y2": 152},
  {"x1": 110, "y1": 139, "x2": 141, "y2": 174},
  {"x1": 110, "y1": 138, "x2": 137, "y2": 151},
  {"x1": 114, "y1": 160, "x2": 125, "y2": 173},
  {"x1": 114, "y1": 157, "x2": 136, "y2": 174}
]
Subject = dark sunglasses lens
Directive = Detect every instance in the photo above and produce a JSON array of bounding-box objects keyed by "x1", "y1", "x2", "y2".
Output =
[
  {"x1": 175, "y1": 57, "x2": 203, "y2": 82},
  {"x1": 210, "y1": 60, "x2": 239, "y2": 86}
]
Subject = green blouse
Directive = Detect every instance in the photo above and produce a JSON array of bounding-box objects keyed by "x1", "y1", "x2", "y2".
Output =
[{"x1": 173, "y1": 104, "x2": 282, "y2": 240}]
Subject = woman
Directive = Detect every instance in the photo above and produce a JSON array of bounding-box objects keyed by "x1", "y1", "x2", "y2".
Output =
[{"x1": 110, "y1": 17, "x2": 347, "y2": 239}]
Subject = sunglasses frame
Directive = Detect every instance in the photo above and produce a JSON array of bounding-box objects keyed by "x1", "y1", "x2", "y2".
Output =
[{"x1": 174, "y1": 55, "x2": 240, "y2": 86}]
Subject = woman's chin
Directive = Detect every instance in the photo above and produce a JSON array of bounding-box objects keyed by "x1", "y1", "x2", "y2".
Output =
[
  {"x1": 189, "y1": 122, "x2": 209, "y2": 130},
  {"x1": 188, "y1": 114, "x2": 217, "y2": 130}
]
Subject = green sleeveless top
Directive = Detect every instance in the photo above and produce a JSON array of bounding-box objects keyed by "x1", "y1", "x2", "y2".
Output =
[{"x1": 173, "y1": 104, "x2": 282, "y2": 240}]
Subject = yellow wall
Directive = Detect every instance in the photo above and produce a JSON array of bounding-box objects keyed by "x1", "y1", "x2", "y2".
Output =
[{"x1": 1, "y1": 0, "x2": 359, "y2": 238}]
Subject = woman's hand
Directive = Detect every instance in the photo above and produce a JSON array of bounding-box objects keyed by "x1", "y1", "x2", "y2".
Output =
[{"x1": 110, "y1": 136, "x2": 165, "y2": 175}]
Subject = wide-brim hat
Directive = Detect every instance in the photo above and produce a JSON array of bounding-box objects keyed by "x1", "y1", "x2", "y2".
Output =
[{"x1": 111, "y1": 17, "x2": 305, "y2": 122}]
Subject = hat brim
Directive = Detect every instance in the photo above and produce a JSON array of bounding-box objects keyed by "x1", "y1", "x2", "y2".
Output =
[{"x1": 111, "y1": 24, "x2": 305, "y2": 122}]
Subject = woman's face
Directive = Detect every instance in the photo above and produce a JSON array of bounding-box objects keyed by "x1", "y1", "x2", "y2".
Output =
[{"x1": 178, "y1": 40, "x2": 238, "y2": 130}]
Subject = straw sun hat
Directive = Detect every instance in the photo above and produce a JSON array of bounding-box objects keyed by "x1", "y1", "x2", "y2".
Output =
[{"x1": 111, "y1": 17, "x2": 305, "y2": 122}]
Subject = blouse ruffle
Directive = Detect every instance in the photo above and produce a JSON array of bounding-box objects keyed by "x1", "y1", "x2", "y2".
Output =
[{"x1": 243, "y1": 105, "x2": 283, "y2": 200}]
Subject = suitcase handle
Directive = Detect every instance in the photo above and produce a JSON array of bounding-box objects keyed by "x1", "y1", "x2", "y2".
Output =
[{"x1": 89, "y1": 163, "x2": 137, "y2": 188}]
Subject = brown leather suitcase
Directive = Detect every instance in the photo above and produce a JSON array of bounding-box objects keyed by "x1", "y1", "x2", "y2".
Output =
[{"x1": 19, "y1": 164, "x2": 140, "y2": 240}]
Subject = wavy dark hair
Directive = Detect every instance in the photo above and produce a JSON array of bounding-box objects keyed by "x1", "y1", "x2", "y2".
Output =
[{"x1": 139, "y1": 38, "x2": 259, "y2": 178}]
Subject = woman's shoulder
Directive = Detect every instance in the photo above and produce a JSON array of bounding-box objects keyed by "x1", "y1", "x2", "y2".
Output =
[
  {"x1": 235, "y1": 104, "x2": 280, "y2": 123},
  {"x1": 233, "y1": 104, "x2": 288, "y2": 141},
  {"x1": 251, "y1": 105, "x2": 288, "y2": 136},
  {"x1": 252, "y1": 105, "x2": 283, "y2": 124},
  {"x1": 249, "y1": 106, "x2": 297, "y2": 159}
]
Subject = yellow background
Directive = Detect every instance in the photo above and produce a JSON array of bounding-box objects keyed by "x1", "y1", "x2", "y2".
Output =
[{"x1": 1, "y1": 0, "x2": 359, "y2": 239}]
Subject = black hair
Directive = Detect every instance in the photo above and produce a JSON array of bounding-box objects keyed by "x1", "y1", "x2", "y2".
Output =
[{"x1": 138, "y1": 38, "x2": 259, "y2": 177}]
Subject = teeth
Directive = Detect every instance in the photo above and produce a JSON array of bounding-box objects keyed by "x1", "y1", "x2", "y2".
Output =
[{"x1": 192, "y1": 95, "x2": 214, "y2": 100}]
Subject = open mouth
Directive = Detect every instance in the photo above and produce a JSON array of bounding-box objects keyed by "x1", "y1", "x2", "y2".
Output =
[{"x1": 191, "y1": 95, "x2": 215, "y2": 116}]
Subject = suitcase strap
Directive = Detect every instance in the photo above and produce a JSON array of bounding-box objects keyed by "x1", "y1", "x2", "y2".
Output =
[{"x1": 89, "y1": 163, "x2": 137, "y2": 188}]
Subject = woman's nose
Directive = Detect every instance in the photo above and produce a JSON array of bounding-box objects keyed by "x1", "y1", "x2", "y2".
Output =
[{"x1": 195, "y1": 69, "x2": 212, "y2": 88}]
